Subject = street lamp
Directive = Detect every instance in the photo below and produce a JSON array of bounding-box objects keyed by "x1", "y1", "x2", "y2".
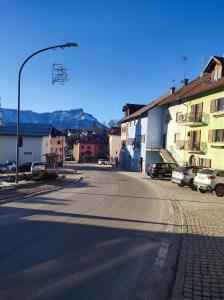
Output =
[{"x1": 16, "y1": 42, "x2": 78, "y2": 183}]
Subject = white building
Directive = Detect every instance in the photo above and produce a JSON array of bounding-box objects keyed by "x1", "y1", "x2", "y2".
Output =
[
  {"x1": 108, "y1": 127, "x2": 121, "y2": 164},
  {"x1": 0, "y1": 123, "x2": 52, "y2": 164}
]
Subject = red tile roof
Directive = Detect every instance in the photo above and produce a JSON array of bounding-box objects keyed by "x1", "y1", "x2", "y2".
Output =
[{"x1": 120, "y1": 92, "x2": 169, "y2": 123}]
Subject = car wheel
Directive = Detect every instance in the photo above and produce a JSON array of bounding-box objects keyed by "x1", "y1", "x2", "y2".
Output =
[
  {"x1": 158, "y1": 174, "x2": 164, "y2": 180},
  {"x1": 199, "y1": 188, "x2": 206, "y2": 193},
  {"x1": 178, "y1": 183, "x2": 184, "y2": 187},
  {"x1": 214, "y1": 184, "x2": 224, "y2": 197},
  {"x1": 189, "y1": 180, "x2": 197, "y2": 191}
]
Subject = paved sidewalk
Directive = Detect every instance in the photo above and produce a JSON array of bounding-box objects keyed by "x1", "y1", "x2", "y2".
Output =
[
  {"x1": 171, "y1": 195, "x2": 224, "y2": 300},
  {"x1": 117, "y1": 169, "x2": 224, "y2": 300}
]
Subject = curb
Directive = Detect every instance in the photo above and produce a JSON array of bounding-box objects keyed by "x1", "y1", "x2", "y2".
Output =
[{"x1": 0, "y1": 177, "x2": 83, "y2": 205}]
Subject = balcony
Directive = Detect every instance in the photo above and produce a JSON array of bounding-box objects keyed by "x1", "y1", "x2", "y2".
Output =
[
  {"x1": 176, "y1": 140, "x2": 207, "y2": 153},
  {"x1": 177, "y1": 112, "x2": 209, "y2": 126}
]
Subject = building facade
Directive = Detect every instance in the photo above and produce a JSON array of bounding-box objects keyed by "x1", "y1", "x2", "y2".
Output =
[
  {"x1": 108, "y1": 127, "x2": 121, "y2": 164},
  {"x1": 73, "y1": 131, "x2": 108, "y2": 162},
  {"x1": 0, "y1": 123, "x2": 65, "y2": 164}
]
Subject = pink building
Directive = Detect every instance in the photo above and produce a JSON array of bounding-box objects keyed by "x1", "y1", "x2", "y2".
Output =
[{"x1": 73, "y1": 132, "x2": 108, "y2": 162}]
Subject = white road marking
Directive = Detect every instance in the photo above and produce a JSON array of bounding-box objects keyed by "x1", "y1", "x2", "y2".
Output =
[{"x1": 154, "y1": 242, "x2": 169, "y2": 268}]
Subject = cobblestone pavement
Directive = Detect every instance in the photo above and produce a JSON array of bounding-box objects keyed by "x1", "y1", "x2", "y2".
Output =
[
  {"x1": 171, "y1": 197, "x2": 224, "y2": 300},
  {"x1": 117, "y1": 170, "x2": 224, "y2": 299}
]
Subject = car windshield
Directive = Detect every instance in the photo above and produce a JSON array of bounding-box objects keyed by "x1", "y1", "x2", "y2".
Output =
[{"x1": 198, "y1": 168, "x2": 215, "y2": 175}]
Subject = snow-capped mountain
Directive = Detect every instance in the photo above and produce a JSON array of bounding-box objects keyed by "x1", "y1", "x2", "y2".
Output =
[{"x1": 2, "y1": 108, "x2": 106, "y2": 130}]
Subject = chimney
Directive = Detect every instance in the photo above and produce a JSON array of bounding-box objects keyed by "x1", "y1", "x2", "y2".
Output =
[
  {"x1": 181, "y1": 78, "x2": 189, "y2": 86},
  {"x1": 170, "y1": 86, "x2": 176, "y2": 94}
]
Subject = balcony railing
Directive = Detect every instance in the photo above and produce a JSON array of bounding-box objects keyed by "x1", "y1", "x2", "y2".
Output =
[
  {"x1": 177, "y1": 112, "x2": 209, "y2": 126},
  {"x1": 176, "y1": 140, "x2": 207, "y2": 153}
]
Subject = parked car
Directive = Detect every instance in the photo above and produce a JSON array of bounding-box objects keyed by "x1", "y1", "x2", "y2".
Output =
[
  {"x1": 31, "y1": 162, "x2": 46, "y2": 173},
  {"x1": 98, "y1": 159, "x2": 108, "y2": 165},
  {"x1": 194, "y1": 168, "x2": 224, "y2": 197},
  {"x1": 5, "y1": 161, "x2": 16, "y2": 172},
  {"x1": 0, "y1": 163, "x2": 7, "y2": 173},
  {"x1": 147, "y1": 162, "x2": 178, "y2": 179},
  {"x1": 171, "y1": 166, "x2": 202, "y2": 190},
  {"x1": 19, "y1": 162, "x2": 33, "y2": 172}
]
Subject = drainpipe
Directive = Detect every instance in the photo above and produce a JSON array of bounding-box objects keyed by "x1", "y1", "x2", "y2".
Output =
[{"x1": 182, "y1": 99, "x2": 191, "y2": 165}]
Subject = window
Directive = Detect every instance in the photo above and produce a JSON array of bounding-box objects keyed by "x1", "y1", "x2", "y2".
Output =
[
  {"x1": 198, "y1": 158, "x2": 211, "y2": 168},
  {"x1": 19, "y1": 136, "x2": 23, "y2": 147},
  {"x1": 217, "y1": 98, "x2": 224, "y2": 112},
  {"x1": 174, "y1": 133, "x2": 180, "y2": 143},
  {"x1": 57, "y1": 141, "x2": 61, "y2": 145},
  {"x1": 176, "y1": 112, "x2": 181, "y2": 122},
  {"x1": 213, "y1": 129, "x2": 224, "y2": 142},
  {"x1": 213, "y1": 67, "x2": 222, "y2": 81},
  {"x1": 81, "y1": 145, "x2": 84, "y2": 149}
]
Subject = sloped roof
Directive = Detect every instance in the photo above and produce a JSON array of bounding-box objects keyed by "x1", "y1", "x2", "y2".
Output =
[
  {"x1": 159, "y1": 73, "x2": 224, "y2": 106},
  {"x1": 108, "y1": 127, "x2": 121, "y2": 135},
  {"x1": 203, "y1": 56, "x2": 224, "y2": 74},
  {"x1": 0, "y1": 123, "x2": 53, "y2": 137},
  {"x1": 120, "y1": 55, "x2": 224, "y2": 123},
  {"x1": 120, "y1": 92, "x2": 169, "y2": 123}
]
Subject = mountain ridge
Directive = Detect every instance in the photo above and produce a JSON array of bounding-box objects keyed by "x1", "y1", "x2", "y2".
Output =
[{"x1": 1, "y1": 108, "x2": 106, "y2": 130}]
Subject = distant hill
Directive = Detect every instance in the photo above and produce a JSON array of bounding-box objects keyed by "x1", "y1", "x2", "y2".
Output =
[{"x1": 2, "y1": 108, "x2": 107, "y2": 130}]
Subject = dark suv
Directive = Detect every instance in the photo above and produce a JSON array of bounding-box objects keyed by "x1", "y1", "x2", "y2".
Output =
[{"x1": 147, "y1": 162, "x2": 178, "y2": 179}]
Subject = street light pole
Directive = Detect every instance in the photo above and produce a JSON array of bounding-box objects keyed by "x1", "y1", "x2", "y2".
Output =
[{"x1": 16, "y1": 43, "x2": 78, "y2": 183}]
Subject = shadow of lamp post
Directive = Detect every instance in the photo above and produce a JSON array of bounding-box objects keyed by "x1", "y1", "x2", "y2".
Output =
[{"x1": 16, "y1": 43, "x2": 79, "y2": 183}]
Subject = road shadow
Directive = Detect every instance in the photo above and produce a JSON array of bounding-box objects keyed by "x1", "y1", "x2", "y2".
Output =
[{"x1": 0, "y1": 203, "x2": 179, "y2": 300}]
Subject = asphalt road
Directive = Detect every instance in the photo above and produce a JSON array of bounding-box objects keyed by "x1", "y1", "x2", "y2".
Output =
[{"x1": 0, "y1": 164, "x2": 179, "y2": 300}]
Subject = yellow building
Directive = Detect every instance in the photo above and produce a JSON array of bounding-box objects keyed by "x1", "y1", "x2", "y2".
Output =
[{"x1": 177, "y1": 56, "x2": 224, "y2": 168}]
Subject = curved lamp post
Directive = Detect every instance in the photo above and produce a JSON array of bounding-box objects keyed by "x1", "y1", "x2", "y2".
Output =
[{"x1": 16, "y1": 43, "x2": 78, "y2": 183}]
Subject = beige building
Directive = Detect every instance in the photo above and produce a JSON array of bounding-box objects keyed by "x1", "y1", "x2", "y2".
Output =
[
  {"x1": 108, "y1": 127, "x2": 121, "y2": 164},
  {"x1": 163, "y1": 101, "x2": 187, "y2": 165}
]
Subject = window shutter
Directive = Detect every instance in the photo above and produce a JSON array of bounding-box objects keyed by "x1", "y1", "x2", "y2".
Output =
[
  {"x1": 221, "y1": 129, "x2": 224, "y2": 142},
  {"x1": 205, "y1": 159, "x2": 211, "y2": 168},
  {"x1": 210, "y1": 100, "x2": 217, "y2": 113},
  {"x1": 208, "y1": 130, "x2": 213, "y2": 143}
]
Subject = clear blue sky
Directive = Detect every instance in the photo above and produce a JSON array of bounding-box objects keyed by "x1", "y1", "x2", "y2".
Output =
[{"x1": 0, "y1": 0, "x2": 224, "y2": 124}]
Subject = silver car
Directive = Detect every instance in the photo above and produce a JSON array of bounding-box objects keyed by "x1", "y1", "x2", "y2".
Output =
[
  {"x1": 194, "y1": 168, "x2": 224, "y2": 197},
  {"x1": 31, "y1": 162, "x2": 46, "y2": 173},
  {"x1": 172, "y1": 166, "x2": 202, "y2": 190}
]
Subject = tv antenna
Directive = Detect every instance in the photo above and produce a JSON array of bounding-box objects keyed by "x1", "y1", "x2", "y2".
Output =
[
  {"x1": 181, "y1": 56, "x2": 188, "y2": 80},
  {"x1": 52, "y1": 63, "x2": 69, "y2": 85}
]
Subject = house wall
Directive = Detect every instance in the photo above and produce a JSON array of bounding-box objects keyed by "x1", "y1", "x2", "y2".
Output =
[
  {"x1": 0, "y1": 136, "x2": 44, "y2": 163},
  {"x1": 145, "y1": 106, "x2": 164, "y2": 169},
  {"x1": 123, "y1": 117, "x2": 147, "y2": 172},
  {"x1": 146, "y1": 106, "x2": 164, "y2": 148},
  {"x1": 73, "y1": 144, "x2": 79, "y2": 161},
  {"x1": 184, "y1": 90, "x2": 224, "y2": 169},
  {"x1": 49, "y1": 136, "x2": 66, "y2": 161},
  {"x1": 121, "y1": 123, "x2": 127, "y2": 144},
  {"x1": 164, "y1": 102, "x2": 187, "y2": 165},
  {"x1": 109, "y1": 135, "x2": 121, "y2": 163}
]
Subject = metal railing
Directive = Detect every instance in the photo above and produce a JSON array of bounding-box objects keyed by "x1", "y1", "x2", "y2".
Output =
[
  {"x1": 176, "y1": 140, "x2": 207, "y2": 153},
  {"x1": 177, "y1": 112, "x2": 209, "y2": 125}
]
